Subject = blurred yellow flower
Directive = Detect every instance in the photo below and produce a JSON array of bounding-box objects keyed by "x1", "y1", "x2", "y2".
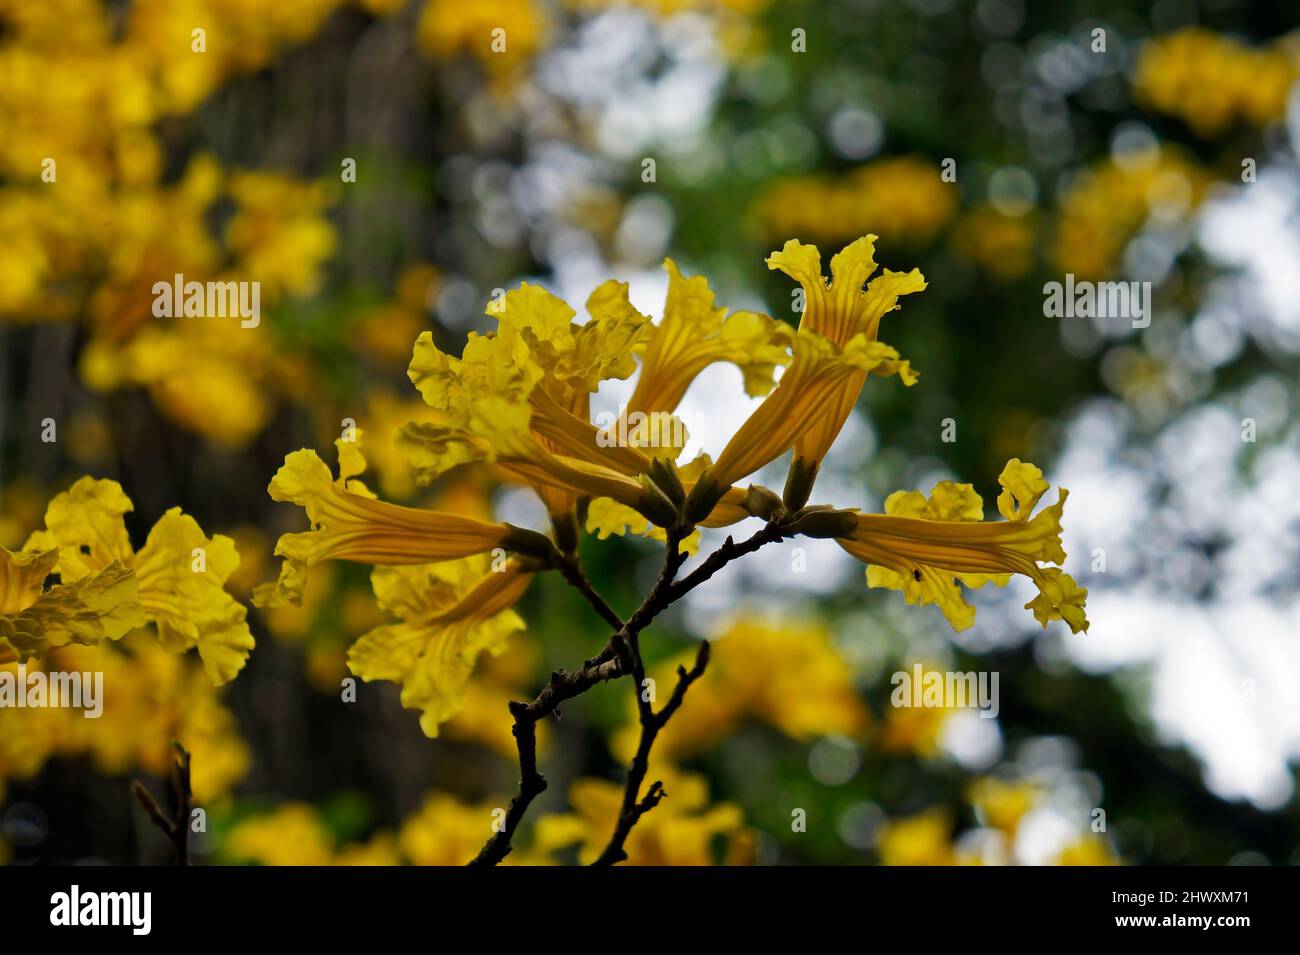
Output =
[
  {"x1": 417, "y1": 0, "x2": 547, "y2": 70},
  {"x1": 1056, "y1": 836, "x2": 1120, "y2": 866},
  {"x1": 224, "y1": 171, "x2": 337, "y2": 302},
  {"x1": 1053, "y1": 146, "x2": 1208, "y2": 280},
  {"x1": 535, "y1": 770, "x2": 748, "y2": 865},
  {"x1": 615, "y1": 617, "x2": 868, "y2": 762},
  {"x1": 754, "y1": 157, "x2": 957, "y2": 246},
  {"x1": 1, "y1": 633, "x2": 250, "y2": 803},
  {"x1": 950, "y1": 206, "x2": 1039, "y2": 281},
  {"x1": 353, "y1": 264, "x2": 439, "y2": 369},
  {"x1": 879, "y1": 691, "x2": 953, "y2": 758},
  {"x1": 877, "y1": 809, "x2": 960, "y2": 866},
  {"x1": 225, "y1": 803, "x2": 402, "y2": 866},
  {"x1": 967, "y1": 777, "x2": 1039, "y2": 835},
  {"x1": 1134, "y1": 29, "x2": 1300, "y2": 137},
  {"x1": 400, "y1": 792, "x2": 548, "y2": 865}
]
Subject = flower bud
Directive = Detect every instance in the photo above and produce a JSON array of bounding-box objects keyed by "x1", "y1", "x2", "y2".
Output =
[
  {"x1": 788, "y1": 508, "x2": 859, "y2": 539},
  {"x1": 501, "y1": 524, "x2": 558, "y2": 561},
  {"x1": 742, "y1": 484, "x2": 784, "y2": 520},
  {"x1": 783, "y1": 456, "x2": 820, "y2": 511}
]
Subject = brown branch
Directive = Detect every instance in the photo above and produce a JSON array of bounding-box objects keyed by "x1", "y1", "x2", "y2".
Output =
[
  {"x1": 667, "y1": 519, "x2": 789, "y2": 602},
  {"x1": 131, "y1": 741, "x2": 192, "y2": 865},
  {"x1": 592, "y1": 640, "x2": 711, "y2": 866},
  {"x1": 471, "y1": 517, "x2": 787, "y2": 866},
  {"x1": 556, "y1": 554, "x2": 624, "y2": 631},
  {"x1": 468, "y1": 652, "x2": 628, "y2": 866}
]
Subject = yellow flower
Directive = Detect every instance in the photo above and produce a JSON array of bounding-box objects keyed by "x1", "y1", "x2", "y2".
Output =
[
  {"x1": 355, "y1": 389, "x2": 447, "y2": 500},
  {"x1": 838, "y1": 459, "x2": 1088, "y2": 634},
  {"x1": 535, "y1": 770, "x2": 747, "y2": 866},
  {"x1": 401, "y1": 266, "x2": 787, "y2": 531},
  {"x1": 225, "y1": 803, "x2": 337, "y2": 865},
  {"x1": 1053, "y1": 146, "x2": 1207, "y2": 280},
  {"x1": 1056, "y1": 836, "x2": 1120, "y2": 866},
  {"x1": 0, "y1": 546, "x2": 144, "y2": 663},
  {"x1": 399, "y1": 792, "x2": 548, "y2": 865},
  {"x1": 444, "y1": 678, "x2": 546, "y2": 758},
  {"x1": 400, "y1": 283, "x2": 676, "y2": 520},
  {"x1": 584, "y1": 497, "x2": 702, "y2": 556},
  {"x1": 626, "y1": 258, "x2": 793, "y2": 416},
  {"x1": 968, "y1": 777, "x2": 1039, "y2": 835},
  {"x1": 950, "y1": 206, "x2": 1039, "y2": 281},
  {"x1": 879, "y1": 694, "x2": 953, "y2": 758},
  {"x1": 416, "y1": 0, "x2": 548, "y2": 71},
  {"x1": 21, "y1": 477, "x2": 253, "y2": 683},
  {"x1": 2, "y1": 633, "x2": 250, "y2": 803},
  {"x1": 347, "y1": 555, "x2": 532, "y2": 737},
  {"x1": 1134, "y1": 29, "x2": 1300, "y2": 137},
  {"x1": 877, "y1": 809, "x2": 959, "y2": 866},
  {"x1": 754, "y1": 157, "x2": 957, "y2": 246},
  {"x1": 688, "y1": 237, "x2": 924, "y2": 516},
  {"x1": 224, "y1": 803, "x2": 402, "y2": 867},
  {"x1": 254, "y1": 434, "x2": 524, "y2": 608},
  {"x1": 223, "y1": 170, "x2": 337, "y2": 303}
]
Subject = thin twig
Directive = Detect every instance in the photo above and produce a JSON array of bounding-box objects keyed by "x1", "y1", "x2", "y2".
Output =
[
  {"x1": 556, "y1": 554, "x2": 624, "y2": 631},
  {"x1": 131, "y1": 741, "x2": 192, "y2": 865},
  {"x1": 471, "y1": 517, "x2": 788, "y2": 865},
  {"x1": 592, "y1": 640, "x2": 710, "y2": 866},
  {"x1": 668, "y1": 520, "x2": 789, "y2": 601},
  {"x1": 468, "y1": 653, "x2": 628, "y2": 865}
]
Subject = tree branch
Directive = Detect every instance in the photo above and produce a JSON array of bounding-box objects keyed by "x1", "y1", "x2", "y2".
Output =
[
  {"x1": 131, "y1": 741, "x2": 192, "y2": 865},
  {"x1": 592, "y1": 640, "x2": 711, "y2": 866},
  {"x1": 471, "y1": 517, "x2": 787, "y2": 866},
  {"x1": 555, "y1": 553, "x2": 624, "y2": 631},
  {"x1": 468, "y1": 652, "x2": 628, "y2": 865}
]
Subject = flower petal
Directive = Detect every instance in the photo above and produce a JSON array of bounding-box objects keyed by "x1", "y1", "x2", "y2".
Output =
[{"x1": 133, "y1": 509, "x2": 255, "y2": 684}]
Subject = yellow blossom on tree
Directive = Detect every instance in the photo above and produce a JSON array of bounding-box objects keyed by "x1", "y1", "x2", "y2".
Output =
[
  {"x1": 838, "y1": 459, "x2": 1089, "y2": 633},
  {"x1": 21, "y1": 478, "x2": 254, "y2": 683}
]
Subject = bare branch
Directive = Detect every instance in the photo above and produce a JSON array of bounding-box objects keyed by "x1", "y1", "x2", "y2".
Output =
[
  {"x1": 132, "y1": 741, "x2": 193, "y2": 865},
  {"x1": 472, "y1": 517, "x2": 787, "y2": 866},
  {"x1": 592, "y1": 640, "x2": 711, "y2": 866}
]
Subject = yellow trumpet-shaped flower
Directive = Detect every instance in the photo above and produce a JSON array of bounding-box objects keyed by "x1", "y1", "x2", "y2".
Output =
[
  {"x1": 399, "y1": 283, "x2": 674, "y2": 520},
  {"x1": 21, "y1": 477, "x2": 253, "y2": 683},
  {"x1": 347, "y1": 555, "x2": 533, "y2": 738},
  {"x1": 0, "y1": 546, "x2": 144, "y2": 663},
  {"x1": 772, "y1": 235, "x2": 926, "y2": 348},
  {"x1": 687, "y1": 237, "x2": 924, "y2": 518},
  {"x1": 254, "y1": 433, "x2": 528, "y2": 609},
  {"x1": 688, "y1": 329, "x2": 916, "y2": 519},
  {"x1": 626, "y1": 258, "x2": 794, "y2": 416},
  {"x1": 837, "y1": 460, "x2": 1089, "y2": 634}
]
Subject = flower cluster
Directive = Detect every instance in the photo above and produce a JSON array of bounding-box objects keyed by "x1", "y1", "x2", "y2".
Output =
[
  {"x1": 2, "y1": 477, "x2": 254, "y2": 683},
  {"x1": 258, "y1": 234, "x2": 1089, "y2": 741}
]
